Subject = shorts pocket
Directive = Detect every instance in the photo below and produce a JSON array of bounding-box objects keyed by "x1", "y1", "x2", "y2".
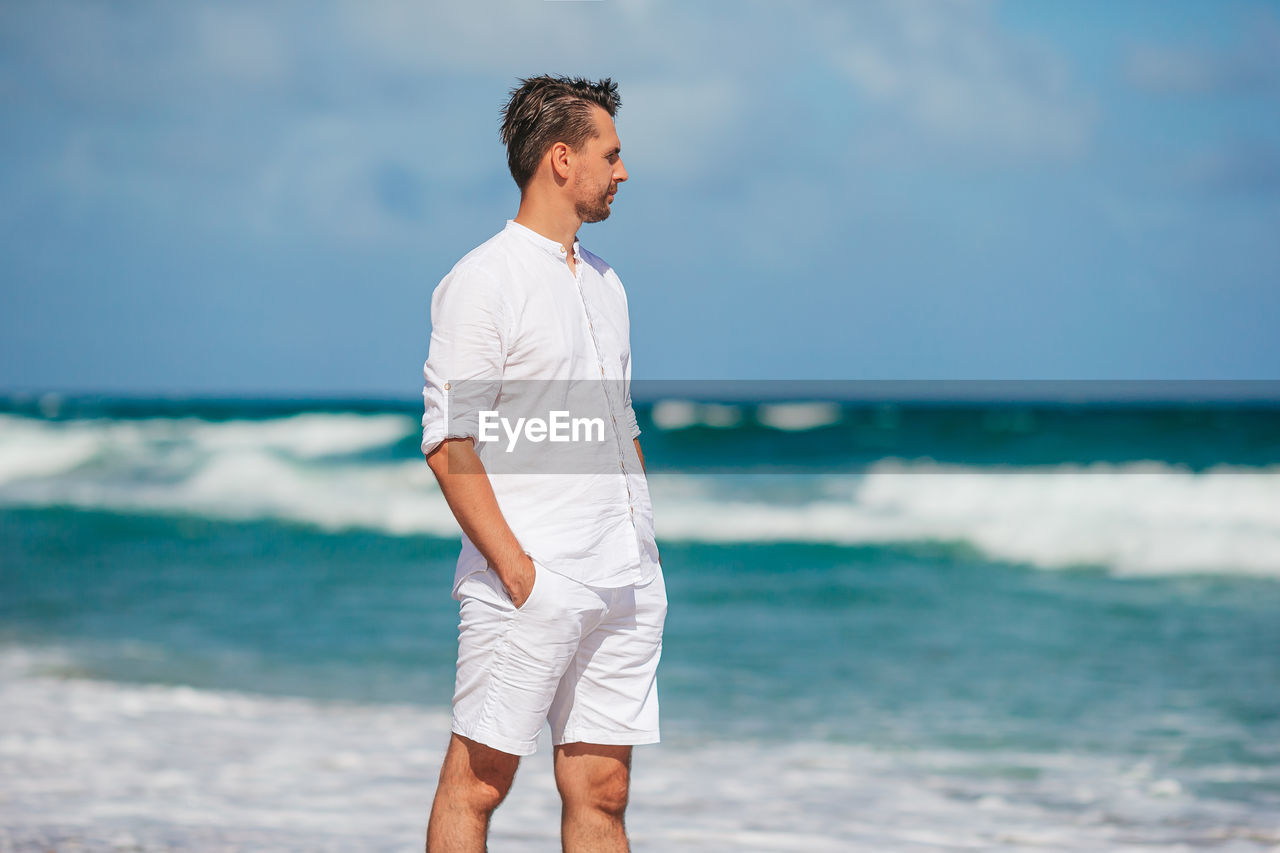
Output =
[{"x1": 513, "y1": 558, "x2": 542, "y2": 612}]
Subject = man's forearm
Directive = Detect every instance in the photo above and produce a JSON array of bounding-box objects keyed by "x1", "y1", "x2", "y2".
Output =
[
  {"x1": 426, "y1": 437, "x2": 531, "y2": 590},
  {"x1": 427, "y1": 436, "x2": 645, "y2": 597}
]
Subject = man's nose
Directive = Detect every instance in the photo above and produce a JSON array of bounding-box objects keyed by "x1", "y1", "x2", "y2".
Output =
[{"x1": 615, "y1": 158, "x2": 629, "y2": 183}]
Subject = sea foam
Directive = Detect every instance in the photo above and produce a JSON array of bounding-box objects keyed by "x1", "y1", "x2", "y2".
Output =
[
  {"x1": 652, "y1": 460, "x2": 1280, "y2": 577},
  {"x1": 2, "y1": 647, "x2": 1275, "y2": 852},
  {"x1": 2, "y1": 413, "x2": 1279, "y2": 577}
]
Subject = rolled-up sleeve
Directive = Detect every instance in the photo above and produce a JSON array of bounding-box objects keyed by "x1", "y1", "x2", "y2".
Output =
[
  {"x1": 421, "y1": 264, "x2": 510, "y2": 459},
  {"x1": 621, "y1": 348, "x2": 641, "y2": 440}
]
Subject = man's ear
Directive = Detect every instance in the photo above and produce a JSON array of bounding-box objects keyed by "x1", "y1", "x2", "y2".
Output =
[{"x1": 548, "y1": 141, "x2": 572, "y2": 181}]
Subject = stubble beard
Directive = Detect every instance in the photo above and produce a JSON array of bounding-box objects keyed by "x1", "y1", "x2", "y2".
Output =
[{"x1": 574, "y1": 177, "x2": 613, "y2": 224}]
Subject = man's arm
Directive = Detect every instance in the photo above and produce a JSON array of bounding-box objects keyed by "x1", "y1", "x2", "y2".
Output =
[{"x1": 426, "y1": 437, "x2": 535, "y2": 607}]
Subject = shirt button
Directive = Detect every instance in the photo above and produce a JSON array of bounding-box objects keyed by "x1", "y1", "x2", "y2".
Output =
[{"x1": 443, "y1": 382, "x2": 450, "y2": 390}]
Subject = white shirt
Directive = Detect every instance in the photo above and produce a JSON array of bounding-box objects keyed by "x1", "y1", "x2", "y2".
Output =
[{"x1": 421, "y1": 219, "x2": 660, "y2": 591}]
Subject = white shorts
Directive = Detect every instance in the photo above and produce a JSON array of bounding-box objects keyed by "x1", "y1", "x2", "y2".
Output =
[{"x1": 450, "y1": 560, "x2": 667, "y2": 756}]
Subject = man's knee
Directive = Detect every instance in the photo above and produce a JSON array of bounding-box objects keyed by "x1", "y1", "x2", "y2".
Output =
[
  {"x1": 585, "y1": 768, "x2": 630, "y2": 818},
  {"x1": 437, "y1": 734, "x2": 519, "y2": 815},
  {"x1": 555, "y1": 744, "x2": 632, "y2": 818},
  {"x1": 449, "y1": 772, "x2": 511, "y2": 816}
]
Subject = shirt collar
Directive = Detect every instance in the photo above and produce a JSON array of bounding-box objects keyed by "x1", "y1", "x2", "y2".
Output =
[{"x1": 505, "y1": 219, "x2": 581, "y2": 260}]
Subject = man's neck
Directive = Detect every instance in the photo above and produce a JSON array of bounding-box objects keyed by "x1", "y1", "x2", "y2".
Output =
[{"x1": 513, "y1": 196, "x2": 582, "y2": 257}]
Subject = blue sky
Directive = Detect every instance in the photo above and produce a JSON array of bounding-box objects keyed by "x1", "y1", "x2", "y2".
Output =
[{"x1": 2, "y1": 0, "x2": 1278, "y2": 395}]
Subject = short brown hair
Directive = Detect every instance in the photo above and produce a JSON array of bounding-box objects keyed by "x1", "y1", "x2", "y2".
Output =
[{"x1": 499, "y1": 75, "x2": 621, "y2": 191}]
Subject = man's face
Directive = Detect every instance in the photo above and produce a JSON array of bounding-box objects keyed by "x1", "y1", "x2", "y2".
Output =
[{"x1": 572, "y1": 106, "x2": 628, "y2": 223}]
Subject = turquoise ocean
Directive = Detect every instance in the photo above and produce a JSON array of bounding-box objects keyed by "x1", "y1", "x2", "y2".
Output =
[{"x1": 2, "y1": 392, "x2": 1279, "y2": 851}]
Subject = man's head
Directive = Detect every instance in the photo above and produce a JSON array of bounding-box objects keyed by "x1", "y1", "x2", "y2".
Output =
[{"x1": 500, "y1": 75, "x2": 627, "y2": 221}]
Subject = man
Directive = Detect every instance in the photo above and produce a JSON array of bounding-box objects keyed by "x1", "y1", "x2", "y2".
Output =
[{"x1": 420, "y1": 75, "x2": 666, "y2": 853}]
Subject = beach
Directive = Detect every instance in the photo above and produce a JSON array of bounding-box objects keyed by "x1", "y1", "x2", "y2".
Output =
[{"x1": 2, "y1": 396, "x2": 1279, "y2": 850}]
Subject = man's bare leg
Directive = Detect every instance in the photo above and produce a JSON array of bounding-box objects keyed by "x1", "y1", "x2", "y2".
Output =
[
  {"x1": 427, "y1": 733, "x2": 520, "y2": 853},
  {"x1": 553, "y1": 742, "x2": 633, "y2": 853}
]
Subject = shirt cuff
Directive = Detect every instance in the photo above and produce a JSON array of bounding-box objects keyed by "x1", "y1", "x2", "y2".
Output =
[
  {"x1": 623, "y1": 403, "x2": 641, "y2": 441},
  {"x1": 421, "y1": 405, "x2": 486, "y2": 458}
]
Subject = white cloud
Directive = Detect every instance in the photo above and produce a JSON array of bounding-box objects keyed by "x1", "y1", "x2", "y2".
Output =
[
  {"x1": 338, "y1": 0, "x2": 1094, "y2": 159},
  {"x1": 193, "y1": 5, "x2": 290, "y2": 87},
  {"x1": 825, "y1": 0, "x2": 1092, "y2": 157},
  {"x1": 10, "y1": 0, "x2": 1094, "y2": 246},
  {"x1": 620, "y1": 78, "x2": 745, "y2": 179},
  {"x1": 1127, "y1": 12, "x2": 1280, "y2": 98}
]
